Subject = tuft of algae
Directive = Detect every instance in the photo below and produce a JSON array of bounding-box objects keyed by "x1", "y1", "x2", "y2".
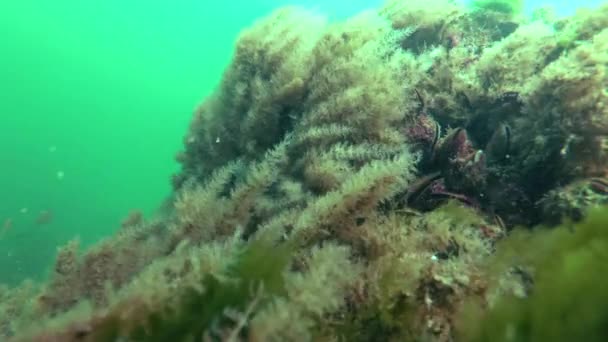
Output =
[{"x1": 458, "y1": 206, "x2": 608, "y2": 342}]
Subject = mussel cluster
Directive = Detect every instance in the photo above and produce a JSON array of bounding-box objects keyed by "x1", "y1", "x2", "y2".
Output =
[{"x1": 402, "y1": 90, "x2": 608, "y2": 228}]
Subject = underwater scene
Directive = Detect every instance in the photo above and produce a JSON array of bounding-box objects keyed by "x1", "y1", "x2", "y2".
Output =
[{"x1": 1, "y1": 0, "x2": 607, "y2": 340}]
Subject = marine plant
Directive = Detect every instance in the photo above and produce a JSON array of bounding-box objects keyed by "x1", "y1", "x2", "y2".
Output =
[{"x1": 458, "y1": 206, "x2": 608, "y2": 342}]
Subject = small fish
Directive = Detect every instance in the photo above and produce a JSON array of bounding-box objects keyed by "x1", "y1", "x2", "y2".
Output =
[
  {"x1": 56, "y1": 171, "x2": 65, "y2": 180},
  {"x1": 493, "y1": 214, "x2": 506, "y2": 230},
  {"x1": 456, "y1": 91, "x2": 472, "y2": 111},
  {"x1": 1, "y1": 218, "x2": 13, "y2": 236},
  {"x1": 20, "y1": 207, "x2": 28, "y2": 214},
  {"x1": 485, "y1": 123, "x2": 511, "y2": 163},
  {"x1": 36, "y1": 210, "x2": 53, "y2": 225},
  {"x1": 430, "y1": 120, "x2": 441, "y2": 157},
  {"x1": 414, "y1": 89, "x2": 426, "y2": 115}
]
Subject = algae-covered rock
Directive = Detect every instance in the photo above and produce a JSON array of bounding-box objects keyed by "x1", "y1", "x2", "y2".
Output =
[{"x1": 2, "y1": 1, "x2": 608, "y2": 341}]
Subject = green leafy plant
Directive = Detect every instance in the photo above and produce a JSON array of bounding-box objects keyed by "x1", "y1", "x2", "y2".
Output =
[{"x1": 459, "y1": 206, "x2": 608, "y2": 342}]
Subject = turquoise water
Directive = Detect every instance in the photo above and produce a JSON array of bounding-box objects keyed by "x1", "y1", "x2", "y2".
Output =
[{"x1": 0, "y1": 0, "x2": 605, "y2": 285}]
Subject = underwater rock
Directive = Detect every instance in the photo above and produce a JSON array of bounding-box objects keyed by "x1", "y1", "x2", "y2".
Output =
[{"x1": 2, "y1": 1, "x2": 608, "y2": 341}]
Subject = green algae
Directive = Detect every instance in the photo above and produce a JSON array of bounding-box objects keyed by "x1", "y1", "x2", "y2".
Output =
[{"x1": 459, "y1": 206, "x2": 608, "y2": 342}]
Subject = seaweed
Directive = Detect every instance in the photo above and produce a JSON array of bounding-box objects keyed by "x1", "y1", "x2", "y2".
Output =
[
  {"x1": 16, "y1": 238, "x2": 293, "y2": 341},
  {"x1": 458, "y1": 206, "x2": 608, "y2": 342}
]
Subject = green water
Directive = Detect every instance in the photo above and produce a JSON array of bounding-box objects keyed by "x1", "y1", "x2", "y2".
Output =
[
  {"x1": 0, "y1": 0, "x2": 603, "y2": 285},
  {"x1": 0, "y1": 1, "x2": 244, "y2": 284}
]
